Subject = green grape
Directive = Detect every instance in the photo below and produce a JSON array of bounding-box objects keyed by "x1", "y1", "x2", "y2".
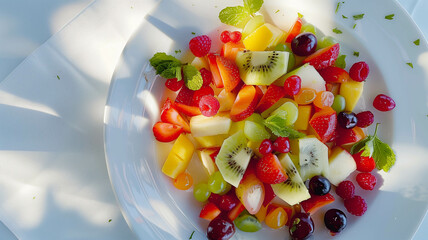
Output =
[
  {"x1": 331, "y1": 95, "x2": 346, "y2": 113},
  {"x1": 193, "y1": 183, "x2": 211, "y2": 202},
  {"x1": 300, "y1": 23, "x2": 317, "y2": 36},
  {"x1": 246, "y1": 113, "x2": 264, "y2": 125},
  {"x1": 208, "y1": 171, "x2": 228, "y2": 194},
  {"x1": 318, "y1": 36, "x2": 338, "y2": 49},
  {"x1": 271, "y1": 101, "x2": 298, "y2": 125},
  {"x1": 274, "y1": 43, "x2": 296, "y2": 71},
  {"x1": 335, "y1": 54, "x2": 347, "y2": 69},
  {"x1": 218, "y1": 181, "x2": 231, "y2": 195},
  {"x1": 234, "y1": 214, "x2": 262, "y2": 232},
  {"x1": 244, "y1": 121, "x2": 271, "y2": 142}
]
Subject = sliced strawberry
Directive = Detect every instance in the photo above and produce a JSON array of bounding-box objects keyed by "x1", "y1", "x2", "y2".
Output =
[
  {"x1": 230, "y1": 85, "x2": 263, "y2": 121},
  {"x1": 318, "y1": 66, "x2": 351, "y2": 83},
  {"x1": 235, "y1": 169, "x2": 265, "y2": 214},
  {"x1": 160, "y1": 98, "x2": 190, "y2": 133},
  {"x1": 336, "y1": 126, "x2": 365, "y2": 146},
  {"x1": 174, "y1": 102, "x2": 201, "y2": 116},
  {"x1": 192, "y1": 86, "x2": 214, "y2": 106},
  {"x1": 216, "y1": 55, "x2": 241, "y2": 92},
  {"x1": 209, "y1": 147, "x2": 221, "y2": 162},
  {"x1": 207, "y1": 53, "x2": 224, "y2": 88},
  {"x1": 152, "y1": 122, "x2": 183, "y2": 142},
  {"x1": 221, "y1": 41, "x2": 245, "y2": 61},
  {"x1": 262, "y1": 183, "x2": 276, "y2": 206},
  {"x1": 303, "y1": 43, "x2": 340, "y2": 70},
  {"x1": 175, "y1": 86, "x2": 194, "y2": 105},
  {"x1": 285, "y1": 17, "x2": 303, "y2": 43},
  {"x1": 255, "y1": 85, "x2": 286, "y2": 113},
  {"x1": 300, "y1": 193, "x2": 335, "y2": 214},
  {"x1": 199, "y1": 202, "x2": 221, "y2": 221},
  {"x1": 256, "y1": 153, "x2": 288, "y2": 184},
  {"x1": 228, "y1": 202, "x2": 245, "y2": 221},
  {"x1": 309, "y1": 107, "x2": 337, "y2": 143}
]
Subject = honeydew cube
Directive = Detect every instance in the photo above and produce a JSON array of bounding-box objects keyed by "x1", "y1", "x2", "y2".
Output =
[
  {"x1": 162, "y1": 134, "x2": 195, "y2": 178},
  {"x1": 190, "y1": 115, "x2": 232, "y2": 137},
  {"x1": 260, "y1": 98, "x2": 297, "y2": 118},
  {"x1": 324, "y1": 147, "x2": 357, "y2": 186},
  {"x1": 229, "y1": 121, "x2": 246, "y2": 135},
  {"x1": 340, "y1": 80, "x2": 364, "y2": 111},
  {"x1": 275, "y1": 64, "x2": 326, "y2": 92}
]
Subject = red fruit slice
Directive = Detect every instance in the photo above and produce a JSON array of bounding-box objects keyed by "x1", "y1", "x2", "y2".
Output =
[
  {"x1": 160, "y1": 99, "x2": 190, "y2": 133},
  {"x1": 255, "y1": 85, "x2": 286, "y2": 113},
  {"x1": 192, "y1": 86, "x2": 214, "y2": 106},
  {"x1": 207, "y1": 53, "x2": 224, "y2": 88},
  {"x1": 303, "y1": 43, "x2": 340, "y2": 70},
  {"x1": 228, "y1": 202, "x2": 245, "y2": 221},
  {"x1": 352, "y1": 151, "x2": 376, "y2": 172},
  {"x1": 263, "y1": 183, "x2": 276, "y2": 207},
  {"x1": 230, "y1": 85, "x2": 263, "y2": 122},
  {"x1": 300, "y1": 193, "x2": 335, "y2": 214},
  {"x1": 199, "y1": 95, "x2": 220, "y2": 117},
  {"x1": 199, "y1": 202, "x2": 221, "y2": 221},
  {"x1": 216, "y1": 55, "x2": 241, "y2": 92},
  {"x1": 208, "y1": 147, "x2": 221, "y2": 162},
  {"x1": 285, "y1": 17, "x2": 303, "y2": 43},
  {"x1": 256, "y1": 153, "x2": 288, "y2": 184},
  {"x1": 152, "y1": 122, "x2": 183, "y2": 142},
  {"x1": 175, "y1": 86, "x2": 194, "y2": 105},
  {"x1": 335, "y1": 126, "x2": 365, "y2": 146},
  {"x1": 309, "y1": 107, "x2": 337, "y2": 143},
  {"x1": 165, "y1": 78, "x2": 184, "y2": 91},
  {"x1": 235, "y1": 170, "x2": 265, "y2": 214},
  {"x1": 221, "y1": 42, "x2": 245, "y2": 61},
  {"x1": 318, "y1": 66, "x2": 351, "y2": 83},
  {"x1": 174, "y1": 102, "x2": 201, "y2": 116}
]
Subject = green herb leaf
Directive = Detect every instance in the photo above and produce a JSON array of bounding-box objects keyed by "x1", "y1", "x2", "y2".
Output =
[
  {"x1": 385, "y1": 14, "x2": 394, "y2": 20},
  {"x1": 335, "y1": 54, "x2": 347, "y2": 69},
  {"x1": 335, "y1": 1, "x2": 344, "y2": 14},
  {"x1": 189, "y1": 231, "x2": 195, "y2": 239},
  {"x1": 350, "y1": 123, "x2": 396, "y2": 172},
  {"x1": 353, "y1": 51, "x2": 360, "y2": 57},
  {"x1": 406, "y1": 62, "x2": 414, "y2": 68},
  {"x1": 219, "y1": 6, "x2": 251, "y2": 28},
  {"x1": 353, "y1": 14, "x2": 364, "y2": 20},
  {"x1": 182, "y1": 64, "x2": 203, "y2": 90},
  {"x1": 298, "y1": 12, "x2": 304, "y2": 18},
  {"x1": 342, "y1": 15, "x2": 348, "y2": 19},
  {"x1": 332, "y1": 27, "x2": 342, "y2": 34},
  {"x1": 191, "y1": 32, "x2": 196, "y2": 35},
  {"x1": 149, "y1": 52, "x2": 182, "y2": 80},
  {"x1": 414, "y1": 39, "x2": 420, "y2": 46},
  {"x1": 275, "y1": 9, "x2": 280, "y2": 14},
  {"x1": 108, "y1": 219, "x2": 112, "y2": 223},
  {"x1": 353, "y1": 23, "x2": 357, "y2": 29},
  {"x1": 57, "y1": 75, "x2": 60, "y2": 80},
  {"x1": 243, "y1": 0, "x2": 263, "y2": 15},
  {"x1": 175, "y1": 49, "x2": 181, "y2": 54},
  {"x1": 264, "y1": 111, "x2": 305, "y2": 139}
]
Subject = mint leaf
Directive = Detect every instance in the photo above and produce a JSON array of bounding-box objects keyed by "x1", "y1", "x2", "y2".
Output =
[
  {"x1": 243, "y1": 0, "x2": 263, "y2": 15},
  {"x1": 353, "y1": 14, "x2": 364, "y2": 20},
  {"x1": 385, "y1": 14, "x2": 394, "y2": 20},
  {"x1": 149, "y1": 52, "x2": 182, "y2": 79},
  {"x1": 332, "y1": 28, "x2": 342, "y2": 34},
  {"x1": 335, "y1": 2, "x2": 344, "y2": 14},
  {"x1": 264, "y1": 111, "x2": 305, "y2": 139},
  {"x1": 353, "y1": 23, "x2": 357, "y2": 29},
  {"x1": 342, "y1": 15, "x2": 348, "y2": 19},
  {"x1": 189, "y1": 231, "x2": 195, "y2": 239},
  {"x1": 182, "y1": 64, "x2": 202, "y2": 90},
  {"x1": 353, "y1": 51, "x2": 360, "y2": 57},
  {"x1": 335, "y1": 54, "x2": 347, "y2": 69},
  {"x1": 297, "y1": 12, "x2": 304, "y2": 18},
  {"x1": 414, "y1": 39, "x2": 420, "y2": 46},
  {"x1": 219, "y1": 6, "x2": 251, "y2": 28},
  {"x1": 407, "y1": 62, "x2": 414, "y2": 68}
]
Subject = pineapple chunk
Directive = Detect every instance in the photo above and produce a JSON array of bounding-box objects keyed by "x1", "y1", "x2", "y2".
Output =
[
  {"x1": 194, "y1": 134, "x2": 227, "y2": 148},
  {"x1": 340, "y1": 80, "x2": 364, "y2": 111},
  {"x1": 243, "y1": 23, "x2": 285, "y2": 51},
  {"x1": 162, "y1": 134, "x2": 195, "y2": 178},
  {"x1": 190, "y1": 115, "x2": 232, "y2": 137},
  {"x1": 294, "y1": 105, "x2": 312, "y2": 131}
]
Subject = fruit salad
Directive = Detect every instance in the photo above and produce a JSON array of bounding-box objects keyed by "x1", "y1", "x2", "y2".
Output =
[{"x1": 149, "y1": 0, "x2": 396, "y2": 239}]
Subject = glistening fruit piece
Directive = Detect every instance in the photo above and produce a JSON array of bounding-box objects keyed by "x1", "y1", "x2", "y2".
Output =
[
  {"x1": 216, "y1": 55, "x2": 241, "y2": 92},
  {"x1": 349, "y1": 61, "x2": 370, "y2": 82},
  {"x1": 244, "y1": 121, "x2": 271, "y2": 142},
  {"x1": 303, "y1": 43, "x2": 340, "y2": 70},
  {"x1": 291, "y1": 32, "x2": 317, "y2": 56},
  {"x1": 242, "y1": 15, "x2": 265, "y2": 39},
  {"x1": 235, "y1": 166, "x2": 265, "y2": 214},
  {"x1": 270, "y1": 101, "x2": 299, "y2": 126},
  {"x1": 352, "y1": 151, "x2": 376, "y2": 172},
  {"x1": 373, "y1": 94, "x2": 396, "y2": 111},
  {"x1": 189, "y1": 35, "x2": 211, "y2": 57},
  {"x1": 300, "y1": 193, "x2": 335, "y2": 214},
  {"x1": 207, "y1": 53, "x2": 224, "y2": 88},
  {"x1": 318, "y1": 66, "x2": 351, "y2": 83},
  {"x1": 199, "y1": 95, "x2": 220, "y2": 117},
  {"x1": 215, "y1": 131, "x2": 253, "y2": 187},
  {"x1": 271, "y1": 154, "x2": 310, "y2": 205},
  {"x1": 324, "y1": 147, "x2": 357, "y2": 186},
  {"x1": 190, "y1": 114, "x2": 231, "y2": 137},
  {"x1": 276, "y1": 64, "x2": 326, "y2": 92},
  {"x1": 173, "y1": 172, "x2": 193, "y2": 190},
  {"x1": 289, "y1": 212, "x2": 314, "y2": 240},
  {"x1": 221, "y1": 41, "x2": 245, "y2": 61},
  {"x1": 335, "y1": 126, "x2": 365, "y2": 146},
  {"x1": 356, "y1": 172, "x2": 377, "y2": 190},
  {"x1": 174, "y1": 102, "x2": 201, "y2": 116},
  {"x1": 197, "y1": 148, "x2": 219, "y2": 175},
  {"x1": 285, "y1": 17, "x2": 303, "y2": 43},
  {"x1": 207, "y1": 214, "x2": 236, "y2": 240},
  {"x1": 340, "y1": 79, "x2": 364, "y2": 112},
  {"x1": 243, "y1": 23, "x2": 285, "y2": 51},
  {"x1": 296, "y1": 137, "x2": 329, "y2": 181},
  {"x1": 265, "y1": 206, "x2": 287, "y2": 229},
  {"x1": 230, "y1": 85, "x2": 263, "y2": 122},
  {"x1": 309, "y1": 107, "x2": 337, "y2": 143},
  {"x1": 324, "y1": 209, "x2": 347, "y2": 234},
  {"x1": 200, "y1": 202, "x2": 221, "y2": 221},
  {"x1": 236, "y1": 51, "x2": 289, "y2": 86},
  {"x1": 160, "y1": 98, "x2": 191, "y2": 133},
  {"x1": 234, "y1": 214, "x2": 262, "y2": 232},
  {"x1": 256, "y1": 153, "x2": 288, "y2": 184},
  {"x1": 152, "y1": 122, "x2": 183, "y2": 142},
  {"x1": 255, "y1": 85, "x2": 286, "y2": 113},
  {"x1": 161, "y1": 134, "x2": 195, "y2": 178}
]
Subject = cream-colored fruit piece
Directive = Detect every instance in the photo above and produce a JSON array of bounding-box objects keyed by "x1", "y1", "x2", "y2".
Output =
[
  {"x1": 194, "y1": 134, "x2": 228, "y2": 148},
  {"x1": 270, "y1": 101, "x2": 299, "y2": 125},
  {"x1": 242, "y1": 15, "x2": 265, "y2": 39},
  {"x1": 340, "y1": 80, "x2": 364, "y2": 111},
  {"x1": 229, "y1": 121, "x2": 246, "y2": 135},
  {"x1": 324, "y1": 147, "x2": 357, "y2": 186},
  {"x1": 297, "y1": 136, "x2": 329, "y2": 181},
  {"x1": 217, "y1": 89, "x2": 236, "y2": 112},
  {"x1": 261, "y1": 98, "x2": 297, "y2": 118},
  {"x1": 275, "y1": 64, "x2": 326, "y2": 92},
  {"x1": 294, "y1": 105, "x2": 312, "y2": 131},
  {"x1": 197, "y1": 149, "x2": 218, "y2": 175},
  {"x1": 243, "y1": 24, "x2": 274, "y2": 51},
  {"x1": 265, "y1": 23, "x2": 286, "y2": 49},
  {"x1": 191, "y1": 56, "x2": 209, "y2": 70},
  {"x1": 190, "y1": 115, "x2": 232, "y2": 137},
  {"x1": 162, "y1": 134, "x2": 195, "y2": 178}
]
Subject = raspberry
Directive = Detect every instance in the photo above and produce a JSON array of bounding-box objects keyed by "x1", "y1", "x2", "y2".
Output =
[
  {"x1": 220, "y1": 31, "x2": 231, "y2": 43},
  {"x1": 356, "y1": 172, "x2": 377, "y2": 190},
  {"x1": 199, "y1": 95, "x2": 220, "y2": 117},
  {"x1": 200, "y1": 68, "x2": 213, "y2": 87},
  {"x1": 230, "y1": 31, "x2": 242, "y2": 43},
  {"x1": 272, "y1": 137, "x2": 290, "y2": 153},
  {"x1": 335, "y1": 181, "x2": 355, "y2": 200},
  {"x1": 259, "y1": 139, "x2": 273, "y2": 155},
  {"x1": 165, "y1": 78, "x2": 184, "y2": 91},
  {"x1": 349, "y1": 61, "x2": 369, "y2": 82},
  {"x1": 344, "y1": 195, "x2": 367, "y2": 216},
  {"x1": 356, "y1": 111, "x2": 374, "y2": 128},
  {"x1": 189, "y1": 35, "x2": 211, "y2": 57},
  {"x1": 192, "y1": 86, "x2": 214, "y2": 106},
  {"x1": 352, "y1": 151, "x2": 376, "y2": 172}
]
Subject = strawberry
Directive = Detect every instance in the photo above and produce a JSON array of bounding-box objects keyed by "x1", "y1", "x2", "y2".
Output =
[
  {"x1": 335, "y1": 126, "x2": 365, "y2": 146},
  {"x1": 165, "y1": 78, "x2": 184, "y2": 91},
  {"x1": 216, "y1": 55, "x2": 241, "y2": 92},
  {"x1": 303, "y1": 43, "x2": 340, "y2": 70},
  {"x1": 160, "y1": 98, "x2": 190, "y2": 132},
  {"x1": 192, "y1": 86, "x2": 214, "y2": 106},
  {"x1": 308, "y1": 107, "x2": 337, "y2": 143},
  {"x1": 262, "y1": 183, "x2": 276, "y2": 206},
  {"x1": 227, "y1": 202, "x2": 245, "y2": 221},
  {"x1": 318, "y1": 66, "x2": 350, "y2": 83},
  {"x1": 207, "y1": 53, "x2": 224, "y2": 88},
  {"x1": 300, "y1": 193, "x2": 335, "y2": 214},
  {"x1": 175, "y1": 86, "x2": 194, "y2": 105},
  {"x1": 256, "y1": 153, "x2": 288, "y2": 184},
  {"x1": 199, "y1": 202, "x2": 221, "y2": 221},
  {"x1": 152, "y1": 122, "x2": 183, "y2": 142},
  {"x1": 200, "y1": 68, "x2": 213, "y2": 87},
  {"x1": 189, "y1": 35, "x2": 211, "y2": 57},
  {"x1": 255, "y1": 85, "x2": 286, "y2": 113},
  {"x1": 353, "y1": 151, "x2": 376, "y2": 172},
  {"x1": 174, "y1": 102, "x2": 201, "y2": 116},
  {"x1": 285, "y1": 17, "x2": 303, "y2": 43}
]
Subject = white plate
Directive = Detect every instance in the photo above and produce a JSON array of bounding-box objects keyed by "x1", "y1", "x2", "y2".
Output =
[{"x1": 104, "y1": 0, "x2": 428, "y2": 239}]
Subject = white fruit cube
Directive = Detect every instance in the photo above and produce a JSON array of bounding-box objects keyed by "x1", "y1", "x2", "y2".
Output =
[
  {"x1": 190, "y1": 115, "x2": 231, "y2": 137},
  {"x1": 325, "y1": 147, "x2": 357, "y2": 186}
]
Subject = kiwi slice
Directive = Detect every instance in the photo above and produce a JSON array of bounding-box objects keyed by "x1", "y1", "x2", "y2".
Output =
[
  {"x1": 215, "y1": 130, "x2": 253, "y2": 187},
  {"x1": 297, "y1": 137, "x2": 329, "y2": 181},
  {"x1": 271, "y1": 153, "x2": 310, "y2": 205},
  {"x1": 234, "y1": 214, "x2": 262, "y2": 232},
  {"x1": 236, "y1": 51, "x2": 289, "y2": 85}
]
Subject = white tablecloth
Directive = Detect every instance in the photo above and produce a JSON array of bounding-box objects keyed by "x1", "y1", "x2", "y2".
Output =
[{"x1": 0, "y1": 0, "x2": 426, "y2": 239}]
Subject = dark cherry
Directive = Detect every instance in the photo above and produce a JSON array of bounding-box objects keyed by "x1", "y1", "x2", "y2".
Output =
[
  {"x1": 337, "y1": 111, "x2": 358, "y2": 129},
  {"x1": 291, "y1": 33, "x2": 317, "y2": 56},
  {"x1": 309, "y1": 175, "x2": 331, "y2": 196},
  {"x1": 289, "y1": 212, "x2": 314, "y2": 240},
  {"x1": 324, "y1": 209, "x2": 347, "y2": 234},
  {"x1": 207, "y1": 214, "x2": 235, "y2": 240}
]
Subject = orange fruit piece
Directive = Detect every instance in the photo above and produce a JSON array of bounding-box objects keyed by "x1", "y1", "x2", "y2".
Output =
[
  {"x1": 294, "y1": 88, "x2": 316, "y2": 105},
  {"x1": 173, "y1": 172, "x2": 193, "y2": 190},
  {"x1": 313, "y1": 91, "x2": 334, "y2": 109}
]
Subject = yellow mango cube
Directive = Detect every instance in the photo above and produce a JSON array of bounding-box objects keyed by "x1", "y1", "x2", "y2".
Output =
[
  {"x1": 243, "y1": 24, "x2": 274, "y2": 51},
  {"x1": 294, "y1": 105, "x2": 312, "y2": 131},
  {"x1": 162, "y1": 134, "x2": 195, "y2": 178},
  {"x1": 340, "y1": 80, "x2": 364, "y2": 111},
  {"x1": 194, "y1": 134, "x2": 228, "y2": 148}
]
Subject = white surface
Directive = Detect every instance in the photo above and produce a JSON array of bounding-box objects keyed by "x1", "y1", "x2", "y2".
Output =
[{"x1": 0, "y1": 0, "x2": 428, "y2": 239}]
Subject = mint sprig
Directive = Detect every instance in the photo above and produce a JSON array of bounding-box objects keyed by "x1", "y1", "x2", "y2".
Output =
[
  {"x1": 264, "y1": 110, "x2": 305, "y2": 139},
  {"x1": 149, "y1": 52, "x2": 182, "y2": 80},
  {"x1": 182, "y1": 64, "x2": 203, "y2": 90},
  {"x1": 219, "y1": 0, "x2": 263, "y2": 28},
  {"x1": 350, "y1": 123, "x2": 396, "y2": 172}
]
